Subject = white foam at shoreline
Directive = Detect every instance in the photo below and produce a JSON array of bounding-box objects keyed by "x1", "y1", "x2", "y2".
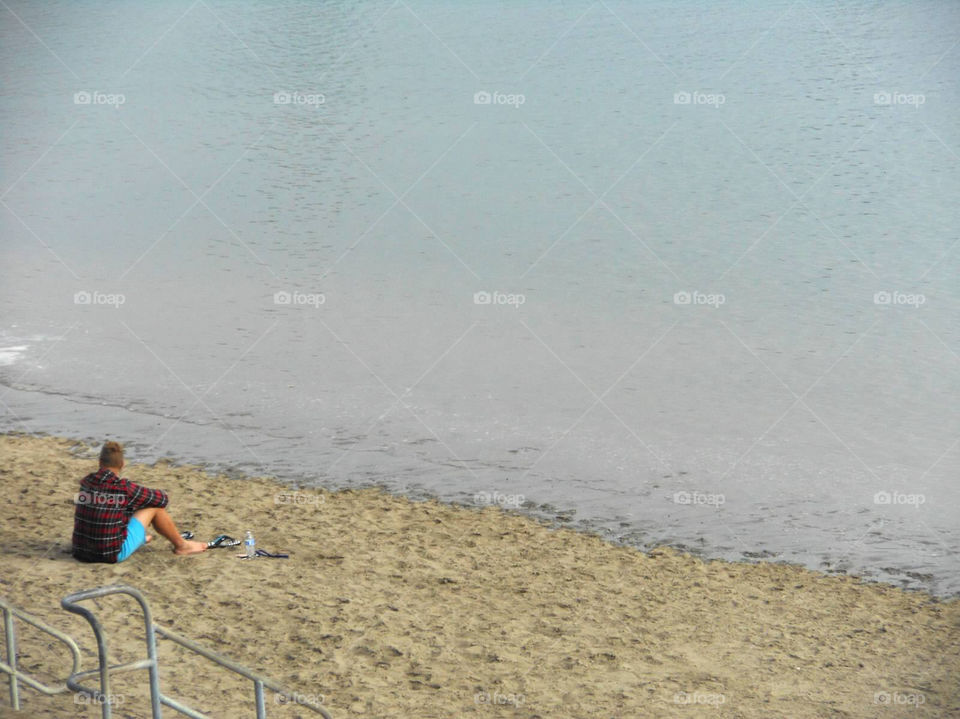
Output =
[{"x1": 0, "y1": 346, "x2": 28, "y2": 367}]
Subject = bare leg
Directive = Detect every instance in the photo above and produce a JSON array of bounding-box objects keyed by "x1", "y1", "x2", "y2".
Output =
[{"x1": 132, "y1": 507, "x2": 206, "y2": 555}]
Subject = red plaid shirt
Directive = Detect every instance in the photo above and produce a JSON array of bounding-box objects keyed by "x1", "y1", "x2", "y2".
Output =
[{"x1": 72, "y1": 468, "x2": 168, "y2": 563}]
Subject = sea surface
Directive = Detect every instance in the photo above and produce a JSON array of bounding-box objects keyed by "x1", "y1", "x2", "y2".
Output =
[{"x1": 2, "y1": 1, "x2": 958, "y2": 595}]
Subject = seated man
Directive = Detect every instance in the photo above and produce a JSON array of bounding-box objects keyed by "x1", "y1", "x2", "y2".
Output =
[{"x1": 73, "y1": 441, "x2": 207, "y2": 562}]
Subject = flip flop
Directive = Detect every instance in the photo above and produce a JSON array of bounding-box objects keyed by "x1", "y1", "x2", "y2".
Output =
[
  {"x1": 256, "y1": 549, "x2": 289, "y2": 558},
  {"x1": 208, "y1": 534, "x2": 242, "y2": 548},
  {"x1": 180, "y1": 531, "x2": 194, "y2": 540},
  {"x1": 237, "y1": 548, "x2": 289, "y2": 559}
]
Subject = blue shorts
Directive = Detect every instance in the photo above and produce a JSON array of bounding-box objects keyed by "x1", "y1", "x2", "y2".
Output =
[{"x1": 117, "y1": 517, "x2": 147, "y2": 562}]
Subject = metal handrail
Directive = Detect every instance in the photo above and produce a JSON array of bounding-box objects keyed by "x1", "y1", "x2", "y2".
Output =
[
  {"x1": 62, "y1": 584, "x2": 332, "y2": 719},
  {"x1": 0, "y1": 596, "x2": 83, "y2": 711}
]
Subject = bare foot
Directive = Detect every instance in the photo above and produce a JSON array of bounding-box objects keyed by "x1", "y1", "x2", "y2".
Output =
[
  {"x1": 174, "y1": 539, "x2": 208, "y2": 556},
  {"x1": 145, "y1": 534, "x2": 154, "y2": 544}
]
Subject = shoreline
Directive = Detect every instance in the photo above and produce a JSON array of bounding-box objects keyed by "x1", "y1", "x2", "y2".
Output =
[
  {"x1": 2, "y1": 432, "x2": 958, "y2": 718},
  {"x1": 2, "y1": 384, "x2": 953, "y2": 599}
]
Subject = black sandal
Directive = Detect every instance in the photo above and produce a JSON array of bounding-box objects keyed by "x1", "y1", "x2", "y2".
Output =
[
  {"x1": 256, "y1": 548, "x2": 288, "y2": 558},
  {"x1": 208, "y1": 534, "x2": 242, "y2": 548},
  {"x1": 238, "y1": 548, "x2": 289, "y2": 559}
]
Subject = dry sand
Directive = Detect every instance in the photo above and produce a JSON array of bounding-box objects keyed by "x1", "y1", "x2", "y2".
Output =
[{"x1": 0, "y1": 433, "x2": 957, "y2": 718}]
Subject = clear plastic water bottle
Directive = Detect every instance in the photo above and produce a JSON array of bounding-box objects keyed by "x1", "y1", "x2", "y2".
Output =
[{"x1": 244, "y1": 530, "x2": 255, "y2": 558}]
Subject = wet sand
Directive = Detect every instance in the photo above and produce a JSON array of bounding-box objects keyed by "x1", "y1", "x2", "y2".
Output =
[{"x1": 1, "y1": 433, "x2": 957, "y2": 718}]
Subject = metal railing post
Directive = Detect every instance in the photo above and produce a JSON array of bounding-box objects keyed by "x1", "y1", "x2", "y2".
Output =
[
  {"x1": 3, "y1": 605, "x2": 19, "y2": 710},
  {"x1": 254, "y1": 679, "x2": 266, "y2": 718},
  {"x1": 60, "y1": 595, "x2": 115, "y2": 719},
  {"x1": 143, "y1": 600, "x2": 163, "y2": 719}
]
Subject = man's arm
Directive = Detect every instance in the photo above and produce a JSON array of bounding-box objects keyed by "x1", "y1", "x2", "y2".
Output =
[{"x1": 121, "y1": 477, "x2": 169, "y2": 513}]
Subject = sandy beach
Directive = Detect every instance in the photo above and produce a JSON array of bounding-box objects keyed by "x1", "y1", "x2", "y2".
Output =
[{"x1": 1, "y1": 433, "x2": 957, "y2": 718}]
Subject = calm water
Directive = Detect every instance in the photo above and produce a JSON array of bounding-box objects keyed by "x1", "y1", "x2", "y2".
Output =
[{"x1": 2, "y1": 1, "x2": 958, "y2": 595}]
